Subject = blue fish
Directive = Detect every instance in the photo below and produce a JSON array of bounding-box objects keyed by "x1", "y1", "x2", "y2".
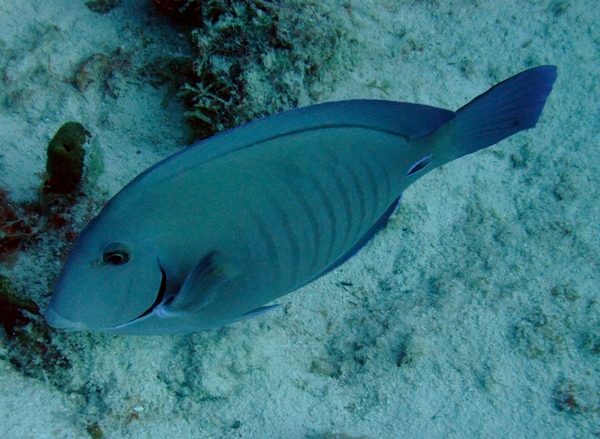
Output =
[{"x1": 45, "y1": 66, "x2": 557, "y2": 335}]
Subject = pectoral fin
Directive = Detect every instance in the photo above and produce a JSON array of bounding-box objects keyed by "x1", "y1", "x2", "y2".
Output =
[{"x1": 167, "y1": 251, "x2": 239, "y2": 313}]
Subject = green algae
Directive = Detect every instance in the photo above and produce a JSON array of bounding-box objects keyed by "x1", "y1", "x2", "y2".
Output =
[{"x1": 158, "y1": 0, "x2": 350, "y2": 139}]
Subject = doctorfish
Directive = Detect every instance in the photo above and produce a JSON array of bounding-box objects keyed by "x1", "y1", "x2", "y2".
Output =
[{"x1": 45, "y1": 66, "x2": 557, "y2": 335}]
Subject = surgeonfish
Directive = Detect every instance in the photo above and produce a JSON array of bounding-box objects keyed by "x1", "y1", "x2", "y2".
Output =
[{"x1": 45, "y1": 66, "x2": 557, "y2": 335}]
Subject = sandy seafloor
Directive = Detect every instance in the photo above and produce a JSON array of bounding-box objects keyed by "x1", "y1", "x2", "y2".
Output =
[{"x1": 0, "y1": 0, "x2": 599, "y2": 438}]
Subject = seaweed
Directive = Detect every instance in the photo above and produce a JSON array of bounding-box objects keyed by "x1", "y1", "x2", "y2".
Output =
[
  {"x1": 154, "y1": 0, "x2": 348, "y2": 139},
  {"x1": 177, "y1": 0, "x2": 289, "y2": 137}
]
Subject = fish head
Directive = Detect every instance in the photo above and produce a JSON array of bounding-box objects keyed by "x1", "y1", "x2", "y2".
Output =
[{"x1": 45, "y1": 212, "x2": 164, "y2": 332}]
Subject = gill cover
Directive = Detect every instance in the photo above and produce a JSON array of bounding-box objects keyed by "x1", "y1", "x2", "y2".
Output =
[{"x1": 46, "y1": 220, "x2": 163, "y2": 330}]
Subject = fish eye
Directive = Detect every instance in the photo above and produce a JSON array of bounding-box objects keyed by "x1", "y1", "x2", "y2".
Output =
[{"x1": 101, "y1": 242, "x2": 131, "y2": 265}]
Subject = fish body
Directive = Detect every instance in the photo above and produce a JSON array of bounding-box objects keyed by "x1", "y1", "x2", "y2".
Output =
[{"x1": 45, "y1": 66, "x2": 557, "y2": 335}]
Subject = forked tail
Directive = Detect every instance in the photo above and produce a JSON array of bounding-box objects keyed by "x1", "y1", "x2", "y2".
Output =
[{"x1": 425, "y1": 65, "x2": 557, "y2": 166}]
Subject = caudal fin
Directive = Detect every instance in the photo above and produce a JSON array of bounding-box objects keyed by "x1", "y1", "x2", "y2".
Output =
[{"x1": 452, "y1": 65, "x2": 557, "y2": 156}]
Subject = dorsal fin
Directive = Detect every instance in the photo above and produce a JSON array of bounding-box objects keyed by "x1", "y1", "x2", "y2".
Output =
[{"x1": 121, "y1": 100, "x2": 455, "y2": 197}]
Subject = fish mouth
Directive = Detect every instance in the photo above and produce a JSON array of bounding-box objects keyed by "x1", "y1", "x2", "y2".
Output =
[{"x1": 45, "y1": 306, "x2": 87, "y2": 331}]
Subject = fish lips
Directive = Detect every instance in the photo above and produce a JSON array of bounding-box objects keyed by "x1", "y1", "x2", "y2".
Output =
[{"x1": 44, "y1": 305, "x2": 88, "y2": 331}]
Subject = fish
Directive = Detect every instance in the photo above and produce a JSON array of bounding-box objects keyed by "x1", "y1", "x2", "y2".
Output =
[{"x1": 45, "y1": 65, "x2": 557, "y2": 335}]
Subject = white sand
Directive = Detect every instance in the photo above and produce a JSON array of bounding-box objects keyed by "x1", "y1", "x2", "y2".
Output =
[{"x1": 0, "y1": 0, "x2": 599, "y2": 438}]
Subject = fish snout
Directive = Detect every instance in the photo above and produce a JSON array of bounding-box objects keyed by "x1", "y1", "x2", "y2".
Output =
[{"x1": 44, "y1": 306, "x2": 87, "y2": 331}]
